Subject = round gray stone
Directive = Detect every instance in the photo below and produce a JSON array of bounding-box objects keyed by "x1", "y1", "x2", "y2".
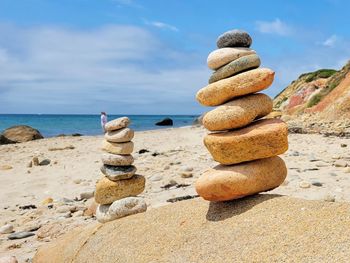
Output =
[
  {"x1": 101, "y1": 153, "x2": 134, "y2": 166},
  {"x1": 209, "y1": 54, "x2": 260, "y2": 83},
  {"x1": 217, "y1": 29, "x2": 252, "y2": 48},
  {"x1": 100, "y1": 164, "x2": 137, "y2": 181},
  {"x1": 96, "y1": 197, "x2": 147, "y2": 223}
]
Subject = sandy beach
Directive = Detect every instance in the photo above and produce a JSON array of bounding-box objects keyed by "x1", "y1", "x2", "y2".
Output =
[{"x1": 0, "y1": 126, "x2": 349, "y2": 261}]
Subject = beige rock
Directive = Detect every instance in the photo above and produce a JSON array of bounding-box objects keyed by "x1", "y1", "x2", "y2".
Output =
[
  {"x1": 104, "y1": 128, "x2": 134, "y2": 143},
  {"x1": 195, "y1": 156, "x2": 287, "y2": 201},
  {"x1": 104, "y1": 117, "x2": 130, "y2": 132},
  {"x1": 196, "y1": 68, "x2": 275, "y2": 106},
  {"x1": 101, "y1": 141, "x2": 134, "y2": 155},
  {"x1": 209, "y1": 54, "x2": 261, "y2": 84},
  {"x1": 207, "y1": 47, "x2": 256, "y2": 70},
  {"x1": 0, "y1": 165, "x2": 13, "y2": 170},
  {"x1": 33, "y1": 196, "x2": 350, "y2": 263},
  {"x1": 204, "y1": 119, "x2": 288, "y2": 165},
  {"x1": 94, "y1": 175, "x2": 145, "y2": 205},
  {"x1": 203, "y1": 93, "x2": 273, "y2": 131},
  {"x1": 0, "y1": 256, "x2": 18, "y2": 263},
  {"x1": 101, "y1": 153, "x2": 134, "y2": 166}
]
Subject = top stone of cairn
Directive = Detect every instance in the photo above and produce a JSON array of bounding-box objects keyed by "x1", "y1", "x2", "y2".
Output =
[
  {"x1": 217, "y1": 29, "x2": 252, "y2": 48},
  {"x1": 105, "y1": 117, "x2": 130, "y2": 132}
]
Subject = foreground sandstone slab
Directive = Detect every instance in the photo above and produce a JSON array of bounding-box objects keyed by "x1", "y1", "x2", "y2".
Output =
[
  {"x1": 195, "y1": 157, "x2": 287, "y2": 201},
  {"x1": 207, "y1": 47, "x2": 256, "y2": 70},
  {"x1": 94, "y1": 175, "x2": 145, "y2": 205},
  {"x1": 203, "y1": 93, "x2": 272, "y2": 131},
  {"x1": 196, "y1": 68, "x2": 274, "y2": 106},
  {"x1": 204, "y1": 119, "x2": 288, "y2": 165},
  {"x1": 33, "y1": 196, "x2": 350, "y2": 263}
]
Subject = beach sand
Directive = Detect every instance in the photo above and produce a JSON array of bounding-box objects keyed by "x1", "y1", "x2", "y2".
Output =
[{"x1": 1, "y1": 126, "x2": 350, "y2": 261}]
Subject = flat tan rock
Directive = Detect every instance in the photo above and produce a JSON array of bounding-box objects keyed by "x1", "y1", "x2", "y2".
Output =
[
  {"x1": 207, "y1": 47, "x2": 256, "y2": 70},
  {"x1": 33, "y1": 196, "x2": 350, "y2": 263},
  {"x1": 195, "y1": 156, "x2": 287, "y2": 201},
  {"x1": 104, "y1": 128, "x2": 134, "y2": 143},
  {"x1": 105, "y1": 117, "x2": 130, "y2": 132},
  {"x1": 209, "y1": 54, "x2": 261, "y2": 84},
  {"x1": 196, "y1": 68, "x2": 274, "y2": 106},
  {"x1": 204, "y1": 119, "x2": 288, "y2": 165},
  {"x1": 101, "y1": 140, "x2": 134, "y2": 155},
  {"x1": 203, "y1": 93, "x2": 272, "y2": 131},
  {"x1": 101, "y1": 153, "x2": 134, "y2": 166},
  {"x1": 94, "y1": 175, "x2": 145, "y2": 205}
]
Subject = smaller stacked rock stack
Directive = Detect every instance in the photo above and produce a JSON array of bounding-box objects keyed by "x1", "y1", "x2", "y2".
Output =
[
  {"x1": 94, "y1": 117, "x2": 146, "y2": 223},
  {"x1": 195, "y1": 29, "x2": 289, "y2": 201}
]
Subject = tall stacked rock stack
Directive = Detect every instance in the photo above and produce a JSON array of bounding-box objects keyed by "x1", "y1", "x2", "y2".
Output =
[
  {"x1": 195, "y1": 29, "x2": 289, "y2": 201},
  {"x1": 94, "y1": 117, "x2": 147, "y2": 223}
]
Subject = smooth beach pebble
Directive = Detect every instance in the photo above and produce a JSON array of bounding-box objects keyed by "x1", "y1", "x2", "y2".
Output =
[
  {"x1": 196, "y1": 68, "x2": 274, "y2": 106},
  {"x1": 209, "y1": 53, "x2": 261, "y2": 84},
  {"x1": 195, "y1": 156, "x2": 287, "y2": 201},
  {"x1": 204, "y1": 119, "x2": 288, "y2": 165},
  {"x1": 207, "y1": 47, "x2": 256, "y2": 70},
  {"x1": 94, "y1": 175, "x2": 145, "y2": 205},
  {"x1": 101, "y1": 140, "x2": 134, "y2": 155},
  {"x1": 0, "y1": 256, "x2": 18, "y2": 263},
  {"x1": 104, "y1": 117, "x2": 130, "y2": 132},
  {"x1": 0, "y1": 224, "x2": 14, "y2": 234},
  {"x1": 101, "y1": 153, "x2": 134, "y2": 166},
  {"x1": 96, "y1": 197, "x2": 147, "y2": 223},
  {"x1": 104, "y1": 127, "x2": 134, "y2": 143},
  {"x1": 299, "y1": 181, "x2": 311, "y2": 189},
  {"x1": 216, "y1": 29, "x2": 252, "y2": 48},
  {"x1": 100, "y1": 164, "x2": 137, "y2": 181},
  {"x1": 203, "y1": 93, "x2": 273, "y2": 131}
]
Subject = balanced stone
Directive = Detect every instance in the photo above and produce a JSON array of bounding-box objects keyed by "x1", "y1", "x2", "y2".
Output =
[
  {"x1": 203, "y1": 93, "x2": 273, "y2": 131},
  {"x1": 204, "y1": 119, "x2": 288, "y2": 165},
  {"x1": 95, "y1": 175, "x2": 145, "y2": 205},
  {"x1": 104, "y1": 117, "x2": 130, "y2": 132},
  {"x1": 196, "y1": 68, "x2": 274, "y2": 106},
  {"x1": 100, "y1": 165, "x2": 137, "y2": 181},
  {"x1": 104, "y1": 127, "x2": 134, "y2": 143},
  {"x1": 101, "y1": 153, "x2": 134, "y2": 166},
  {"x1": 195, "y1": 156, "x2": 287, "y2": 201},
  {"x1": 102, "y1": 141, "x2": 134, "y2": 155},
  {"x1": 207, "y1": 47, "x2": 256, "y2": 70},
  {"x1": 209, "y1": 54, "x2": 261, "y2": 84},
  {"x1": 217, "y1": 29, "x2": 252, "y2": 48},
  {"x1": 96, "y1": 197, "x2": 147, "y2": 223}
]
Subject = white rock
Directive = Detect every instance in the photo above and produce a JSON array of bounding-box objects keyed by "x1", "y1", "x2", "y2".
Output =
[
  {"x1": 0, "y1": 224, "x2": 14, "y2": 234},
  {"x1": 299, "y1": 181, "x2": 311, "y2": 189},
  {"x1": 56, "y1": 205, "x2": 76, "y2": 213},
  {"x1": 0, "y1": 256, "x2": 18, "y2": 263}
]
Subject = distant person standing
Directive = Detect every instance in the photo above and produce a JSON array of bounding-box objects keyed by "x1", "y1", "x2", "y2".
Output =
[{"x1": 101, "y1": 112, "x2": 108, "y2": 133}]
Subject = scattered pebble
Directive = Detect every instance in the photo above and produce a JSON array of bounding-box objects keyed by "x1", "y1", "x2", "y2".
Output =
[
  {"x1": 181, "y1": 172, "x2": 193, "y2": 178},
  {"x1": 8, "y1": 231, "x2": 35, "y2": 240},
  {"x1": 56, "y1": 205, "x2": 76, "y2": 213},
  {"x1": 299, "y1": 181, "x2": 311, "y2": 189},
  {"x1": 42, "y1": 197, "x2": 53, "y2": 205},
  {"x1": 341, "y1": 144, "x2": 347, "y2": 148},
  {"x1": 311, "y1": 181, "x2": 323, "y2": 187},
  {"x1": 0, "y1": 224, "x2": 14, "y2": 234},
  {"x1": 32, "y1": 157, "x2": 39, "y2": 166},
  {"x1": 323, "y1": 194, "x2": 335, "y2": 202},
  {"x1": 150, "y1": 175, "x2": 162, "y2": 182},
  {"x1": 73, "y1": 179, "x2": 82, "y2": 184},
  {"x1": 39, "y1": 159, "x2": 51, "y2": 166},
  {"x1": 79, "y1": 191, "x2": 94, "y2": 200},
  {"x1": 344, "y1": 167, "x2": 350, "y2": 173},
  {"x1": 334, "y1": 160, "x2": 348, "y2": 167}
]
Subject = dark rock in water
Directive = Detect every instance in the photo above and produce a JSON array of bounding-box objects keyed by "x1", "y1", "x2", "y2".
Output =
[
  {"x1": 8, "y1": 231, "x2": 35, "y2": 240},
  {"x1": 138, "y1": 149, "x2": 150, "y2": 154},
  {"x1": 155, "y1": 118, "x2": 173, "y2": 126},
  {"x1": 39, "y1": 159, "x2": 51, "y2": 166},
  {"x1": 3, "y1": 125, "x2": 43, "y2": 143},
  {"x1": 72, "y1": 133, "x2": 82, "y2": 137},
  {"x1": 217, "y1": 29, "x2": 252, "y2": 48},
  {"x1": 0, "y1": 134, "x2": 15, "y2": 145}
]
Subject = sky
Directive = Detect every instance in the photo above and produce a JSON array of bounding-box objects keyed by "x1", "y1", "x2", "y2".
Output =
[{"x1": 0, "y1": 0, "x2": 349, "y2": 114}]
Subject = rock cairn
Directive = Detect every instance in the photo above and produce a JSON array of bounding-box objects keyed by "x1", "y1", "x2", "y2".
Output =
[
  {"x1": 94, "y1": 117, "x2": 146, "y2": 223},
  {"x1": 195, "y1": 29, "x2": 289, "y2": 201}
]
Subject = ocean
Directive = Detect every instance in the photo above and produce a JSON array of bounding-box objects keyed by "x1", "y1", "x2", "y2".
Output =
[{"x1": 0, "y1": 114, "x2": 199, "y2": 137}]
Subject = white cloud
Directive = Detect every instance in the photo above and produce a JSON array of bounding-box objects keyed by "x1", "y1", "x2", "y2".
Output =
[
  {"x1": 255, "y1": 18, "x2": 292, "y2": 36},
  {"x1": 322, "y1": 34, "x2": 338, "y2": 47},
  {"x1": 0, "y1": 24, "x2": 207, "y2": 114},
  {"x1": 145, "y1": 20, "x2": 179, "y2": 32}
]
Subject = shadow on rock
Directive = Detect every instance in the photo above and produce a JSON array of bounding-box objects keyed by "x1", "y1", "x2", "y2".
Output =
[{"x1": 206, "y1": 194, "x2": 282, "y2": 222}]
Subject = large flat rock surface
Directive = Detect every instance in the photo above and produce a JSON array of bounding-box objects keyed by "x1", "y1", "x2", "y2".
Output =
[{"x1": 33, "y1": 194, "x2": 350, "y2": 262}]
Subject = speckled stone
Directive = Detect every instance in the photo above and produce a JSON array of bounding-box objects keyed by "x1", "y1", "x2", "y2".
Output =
[
  {"x1": 204, "y1": 119, "x2": 288, "y2": 165},
  {"x1": 196, "y1": 68, "x2": 275, "y2": 106},
  {"x1": 96, "y1": 197, "x2": 147, "y2": 223},
  {"x1": 101, "y1": 141, "x2": 134, "y2": 155},
  {"x1": 209, "y1": 54, "x2": 261, "y2": 84},
  {"x1": 203, "y1": 93, "x2": 272, "y2": 131},
  {"x1": 101, "y1": 153, "x2": 134, "y2": 166},
  {"x1": 100, "y1": 165, "x2": 137, "y2": 181},
  {"x1": 195, "y1": 156, "x2": 287, "y2": 201},
  {"x1": 104, "y1": 117, "x2": 130, "y2": 132},
  {"x1": 104, "y1": 128, "x2": 134, "y2": 143},
  {"x1": 207, "y1": 47, "x2": 256, "y2": 70},
  {"x1": 33, "y1": 196, "x2": 350, "y2": 263},
  {"x1": 217, "y1": 29, "x2": 252, "y2": 48},
  {"x1": 94, "y1": 175, "x2": 145, "y2": 205}
]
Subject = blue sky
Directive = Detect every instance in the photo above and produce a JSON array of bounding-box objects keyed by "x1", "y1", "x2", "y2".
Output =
[{"x1": 0, "y1": 0, "x2": 349, "y2": 114}]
